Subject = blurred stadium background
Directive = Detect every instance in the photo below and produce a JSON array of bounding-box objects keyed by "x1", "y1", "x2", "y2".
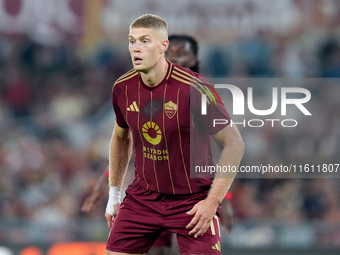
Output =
[{"x1": 0, "y1": 0, "x2": 340, "y2": 254}]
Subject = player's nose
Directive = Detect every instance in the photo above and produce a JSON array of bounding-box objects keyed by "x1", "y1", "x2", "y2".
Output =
[{"x1": 130, "y1": 42, "x2": 141, "y2": 52}]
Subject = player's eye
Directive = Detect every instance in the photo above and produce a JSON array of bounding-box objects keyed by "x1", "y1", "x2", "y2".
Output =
[
  {"x1": 142, "y1": 39, "x2": 149, "y2": 44},
  {"x1": 129, "y1": 40, "x2": 135, "y2": 44}
]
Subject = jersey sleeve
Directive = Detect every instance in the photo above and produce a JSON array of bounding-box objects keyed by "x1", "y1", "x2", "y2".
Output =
[
  {"x1": 190, "y1": 77, "x2": 231, "y2": 135},
  {"x1": 112, "y1": 84, "x2": 129, "y2": 128}
]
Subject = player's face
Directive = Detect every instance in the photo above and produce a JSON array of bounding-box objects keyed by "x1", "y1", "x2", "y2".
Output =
[
  {"x1": 129, "y1": 28, "x2": 167, "y2": 72},
  {"x1": 165, "y1": 41, "x2": 197, "y2": 69}
]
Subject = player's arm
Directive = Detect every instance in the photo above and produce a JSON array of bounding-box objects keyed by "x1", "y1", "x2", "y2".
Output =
[
  {"x1": 186, "y1": 124, "x2": 244, "y2": 237},
  {"x1": 105, "y1": 122, "x2": 132, "y2": 228},
  {"x1": 81, "y1": 169, "x2": 109, "y2": 213}
]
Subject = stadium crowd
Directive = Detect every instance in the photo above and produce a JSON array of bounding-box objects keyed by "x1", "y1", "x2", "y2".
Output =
[{"x1": 0, "y1": 22, "x2": 339, "y2": 246}]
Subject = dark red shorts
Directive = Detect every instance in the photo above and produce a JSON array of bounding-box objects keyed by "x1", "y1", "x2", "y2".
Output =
[
  {"x1": 153, "y1": 230, "x2": 172, "y2": 247},
  {"x1": 106, "y1": 181, "x2": 221, "y2": 254}
]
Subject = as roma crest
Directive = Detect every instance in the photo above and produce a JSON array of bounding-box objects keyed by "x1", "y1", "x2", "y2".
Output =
[{"x1": 164, "y1": 100, "x2": 177, "y2": 119}]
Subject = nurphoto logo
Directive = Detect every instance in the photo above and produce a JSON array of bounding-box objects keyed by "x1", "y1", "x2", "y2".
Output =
[{"x1": 201, "y1": 83, "x2": 312, "y2": 128}]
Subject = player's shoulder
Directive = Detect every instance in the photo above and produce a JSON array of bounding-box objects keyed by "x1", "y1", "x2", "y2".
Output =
[
  {"x1": 169, "y1": 62, "x2": 212, "y2": 92},
  {"x1": 170, "y1": 62, "x2": 202, "y2": 82},
  {"x1": 112, "y1": 69, "x2": 139, "y2": 91}
]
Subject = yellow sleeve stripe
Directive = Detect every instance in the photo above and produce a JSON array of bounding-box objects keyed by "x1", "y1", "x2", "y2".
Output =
[
  {"x1": 117, "y1": 69, "x2": 137, "y2": 81},
  {"x1": 171, "y1": 73, "x2": 212, "y2": 104},
  {"x1": 112, "y1": 70, "x2": 138, "y2": 92},
  {"x1": 113, "y1": 71, "x2": 138, "y2": 86},
  {"x1": 172, "y1": 69, "x2": 214, "y2": 103},
  {"x1": 173, "y1": 66, "x2": 202, "y2": 83},
  {"x1": 171, "y1": 74, "x2": 201, "y2": 95}
]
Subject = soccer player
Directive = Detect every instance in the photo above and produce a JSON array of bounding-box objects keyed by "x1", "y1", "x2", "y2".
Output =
[
  {"x1": 82, "y1": 35, "x2": 235, "y2": 253},
  {"x1": 166, "y1": 34, "x2": 199, "y2": 73},
  {"x1": 82, "y1": 34, "x2": 235, "y2": 231},
  {"x1": 105, "y1": 14, "x2": 244, "y2": 255}
]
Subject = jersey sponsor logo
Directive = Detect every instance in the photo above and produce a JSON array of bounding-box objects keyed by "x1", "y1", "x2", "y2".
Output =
[
  {"x1": 127, "y1": 101, "x2": 139, "y2": 112},
  {"x1": 143, "y1": 146, "x2": 168, "y2": 161},
  {"x1": 142, "y1": 121, "x2": 162, "y2": 145},
  {"x1": 164, "y1": 100, "x2": 177, "y2": 119}
]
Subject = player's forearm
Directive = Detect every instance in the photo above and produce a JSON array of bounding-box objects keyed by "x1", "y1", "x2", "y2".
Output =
[
  {"x1": 108, "y1": 126, "x2": 132, "y2": 188},
  {"x1": 208, "y1": 127, "x2": 244, "y2": 205}
]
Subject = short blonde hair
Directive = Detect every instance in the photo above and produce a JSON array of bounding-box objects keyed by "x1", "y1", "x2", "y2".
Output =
[{"x1": 130, "y1": 14, "x2": 168, "y2": 39}]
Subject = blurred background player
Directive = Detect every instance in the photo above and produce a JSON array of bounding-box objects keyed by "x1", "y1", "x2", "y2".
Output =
[{"x1": 81, "y1": 34, "x2": 234, "y2": 255}]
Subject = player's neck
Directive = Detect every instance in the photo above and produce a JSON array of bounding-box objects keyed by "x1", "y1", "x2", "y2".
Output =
[{"x1": 140, "y1": 58, "x2": 168, "y2": 87}]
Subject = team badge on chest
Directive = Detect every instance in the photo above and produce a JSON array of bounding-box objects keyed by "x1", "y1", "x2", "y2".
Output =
[{"x1": 164, "y1": 100, "x2": 177, "y2": 119}]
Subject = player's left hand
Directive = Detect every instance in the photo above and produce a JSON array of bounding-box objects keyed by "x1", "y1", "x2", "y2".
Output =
[{"x1": 186, "y1": 198, "x2": 219, "y2": 238}]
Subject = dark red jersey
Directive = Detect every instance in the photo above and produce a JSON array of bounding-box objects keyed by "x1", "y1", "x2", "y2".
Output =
[{"x1": 112, "y1": 61, "x2": 231, "y2": 195}]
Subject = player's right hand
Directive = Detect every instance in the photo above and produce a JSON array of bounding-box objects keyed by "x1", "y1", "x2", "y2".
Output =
[
  {"x1": 186, "y1": 198, "x2": 219, "y2": 238},
  {"x1": 105, "y1": 187, "x2": 122, "y2": 228},
  {"x1": 105, "y1": 203, "x2": 121, "y2": 228}
]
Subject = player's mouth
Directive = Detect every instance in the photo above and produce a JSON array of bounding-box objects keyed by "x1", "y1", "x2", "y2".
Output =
[{"x1": 134, "y1": 56, "x2": 143, "y2": 65}]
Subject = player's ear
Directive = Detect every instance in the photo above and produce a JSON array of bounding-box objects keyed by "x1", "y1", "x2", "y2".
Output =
[{"x1": 161, "y1": 39, "x2": 169, "y2": 53}]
